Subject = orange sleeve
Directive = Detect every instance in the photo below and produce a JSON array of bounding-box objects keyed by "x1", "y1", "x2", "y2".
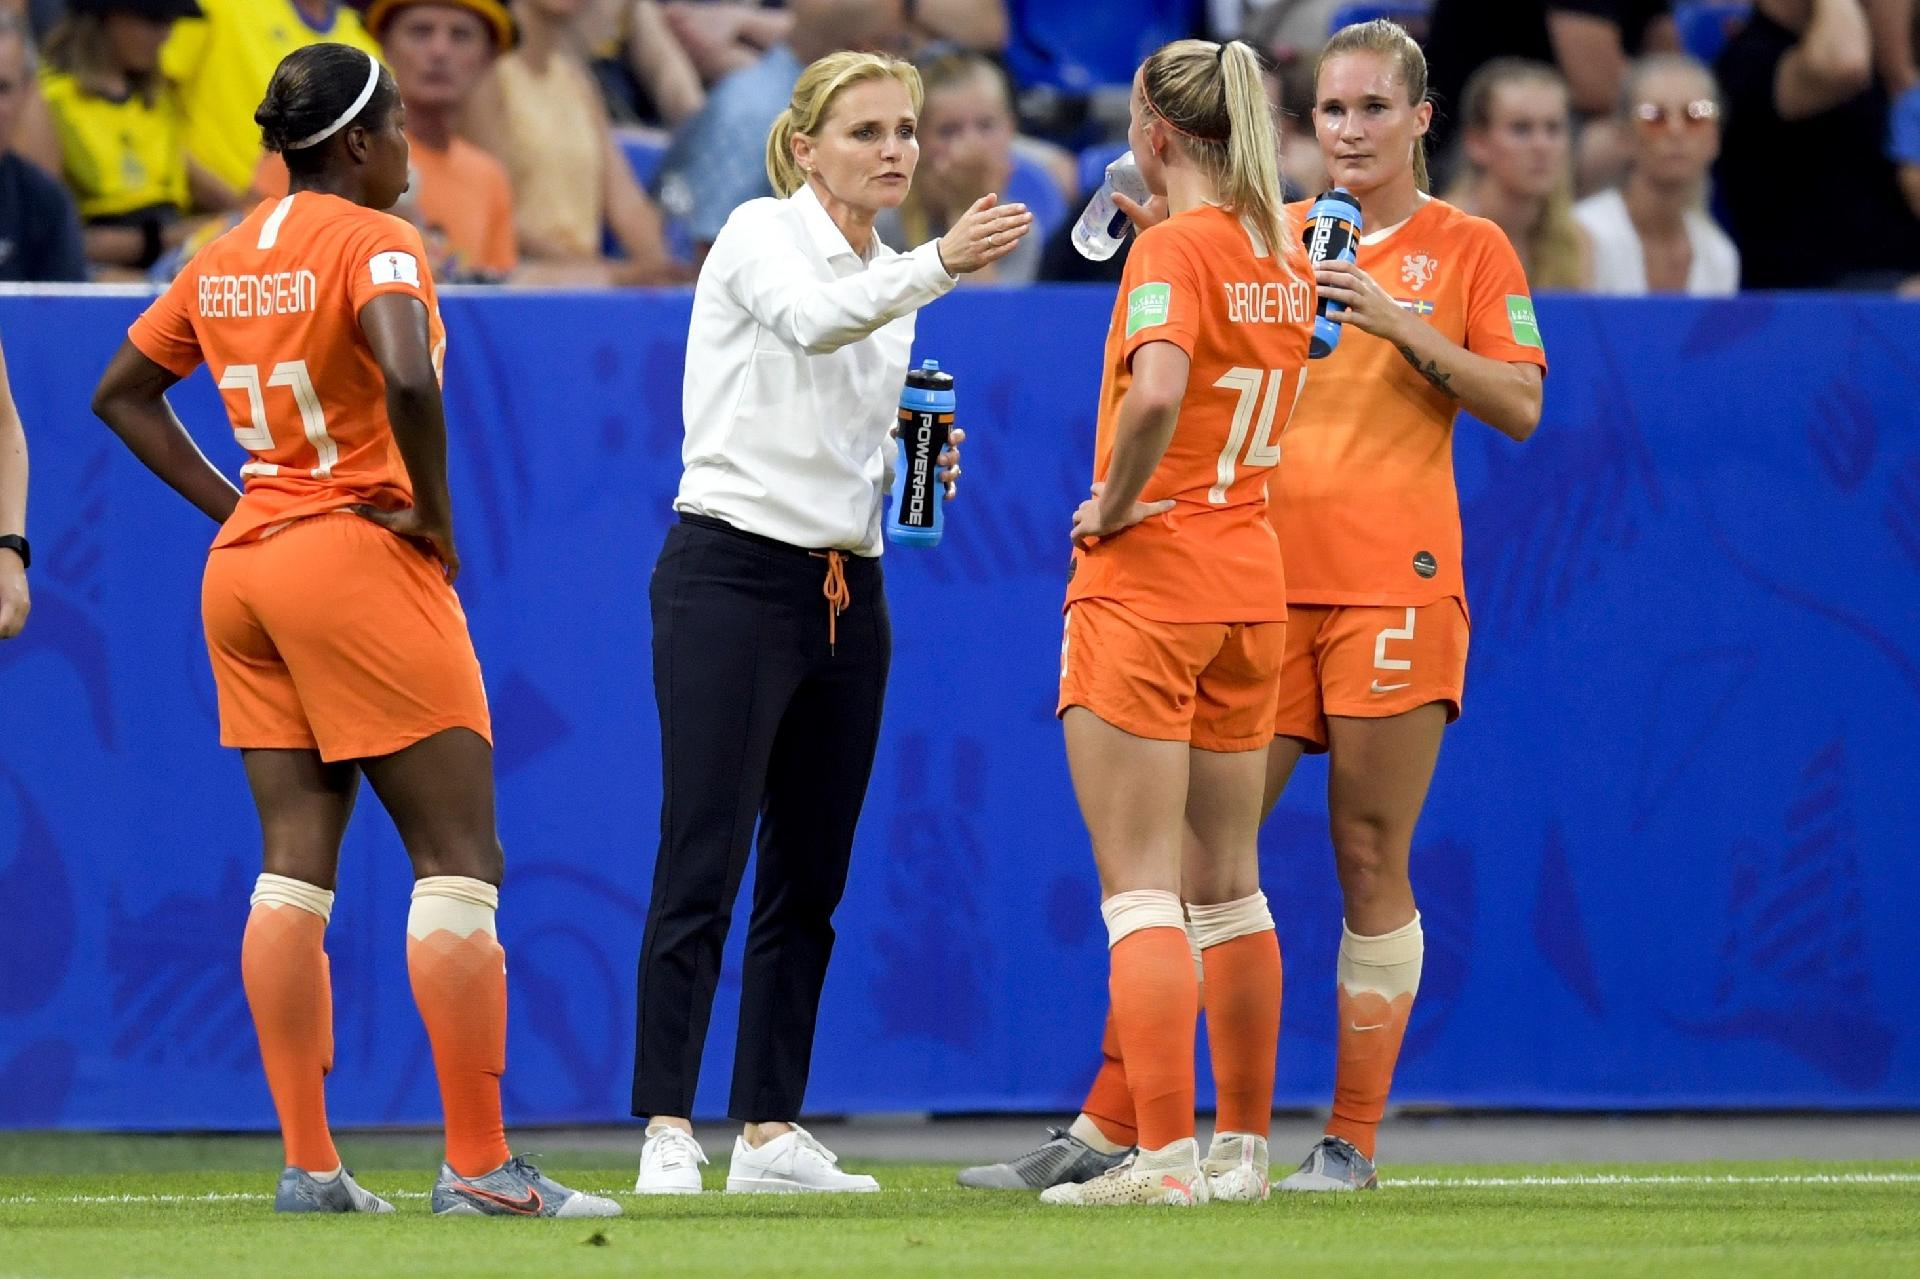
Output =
[
  {"x1": 343, "y1": 215, "x2": 437, "y2": 317},
  {"x1": 1118, "y1": 223, "x2": 1204, "y2": 364},
  {"x1": 1461, "y1": 223, "x2": 1549, "y2": 371},
  {"x1": 126, "y1": 263, "x2": 203, "y2": 378}
]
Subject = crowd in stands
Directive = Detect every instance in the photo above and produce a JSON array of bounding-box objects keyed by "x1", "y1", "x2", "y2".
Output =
[{"x1": 0, "y1": 0, "x2": 1914, "y2": 292}]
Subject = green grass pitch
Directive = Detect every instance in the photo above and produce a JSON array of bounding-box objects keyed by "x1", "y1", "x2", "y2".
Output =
[{"x1": 1, "y1": 1134, "x2": 1916, "y2": 1277}]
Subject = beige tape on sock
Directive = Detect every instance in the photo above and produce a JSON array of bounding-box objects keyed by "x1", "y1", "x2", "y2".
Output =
[
  {"x1": 1187, "y1": 892, "x2": 1274, "y2": 950},
  {"x1": 250, "y1": 873, "x2": 334, "y2": 923},
  {"x1": 407, "y1": 875, "x2": 500, "y2": 940},
  {"x1": 1099, "y1": 889, "x2": 1185, "y2": 948},
  {"x1": 1337, "y1": 912, "x2": 1424, "y2": 1001}
]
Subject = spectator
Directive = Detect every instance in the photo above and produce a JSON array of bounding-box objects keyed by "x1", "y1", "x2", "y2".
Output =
[
  {"x1": 0, "y1": 11, "x2": 86, "y2": 280},
  {"x1": 463, "y1": 0, "x2": 681, "y2": 284},
  {"x1": 876, "y1": 51, "x2": 1046, "y2": 284},
  {"x1": 1424, "y1": 0, "x2": 1678, "y2": 188},
  {"x1": 256, "y1": 0, "x2": 519, "y2": 281},
  {"x1": 1575, "y1": 53, "x2": 1738, "y2": 294},
  {"x1": 586, "y1": 0, "x2": 705, "y2": 126},
  {"x1": 653, "y1": 0, "x2": 903, "y2": 256},
  {"x1": 662, "y1": 0, "x2": 793, "y2": 85},
  {"x1": 1447, "y1": 57, "x2": 1592, "y2": 289},
  {"x1": 904, "y1": 0, "x2": 1005, "y2": 56},
  {"x1": 1716, "y1": 0, "x2": 1920, "y2": 288},
  {"x1": 161, "y1": 0, "x2": 380, "y2": 202},
  {"x1": 40, "y1": 0, "x2": 239, "y2": 279}
]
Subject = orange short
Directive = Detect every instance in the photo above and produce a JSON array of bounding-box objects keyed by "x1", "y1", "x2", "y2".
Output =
[
  {"x1": 201, "y1": 511, "x2": 492, "y2": 762},
  {"x1": 1058, "y1": 597, "x2": 1285, "y2": 752},
  {"x1": 1274, "y1": 597, "x2": 1469, "y2": 750}
]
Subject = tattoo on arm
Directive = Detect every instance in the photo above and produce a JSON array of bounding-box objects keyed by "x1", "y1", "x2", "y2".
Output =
[{"x1": 1397, "y1": 343, "x2": 1458, "y2": 397}]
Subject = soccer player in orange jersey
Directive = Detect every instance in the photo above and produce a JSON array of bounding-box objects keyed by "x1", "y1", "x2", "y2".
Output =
[
  {"x1": 90, "y1": 43, "x2": 618, "y2": 1219},
  {"x1": 1042, "y1": 38, "x2": 1313, "y2": 1208},
  {"x1": 966, "y1": 19, "x2": 1547, "y2": 1199}
]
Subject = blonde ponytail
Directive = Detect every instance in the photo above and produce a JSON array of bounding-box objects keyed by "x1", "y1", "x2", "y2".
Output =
[
  {"x1": 763, "y1": 50, "x2": 924, "y2": 199},
  {"x1": 1139, "y1": 39, "x2": 1295, "y2": 269}
]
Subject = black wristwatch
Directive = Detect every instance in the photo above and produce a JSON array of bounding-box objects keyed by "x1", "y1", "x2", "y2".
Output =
[{"x1": 0, "y1": 534, "x2": 29, "y2": 570}]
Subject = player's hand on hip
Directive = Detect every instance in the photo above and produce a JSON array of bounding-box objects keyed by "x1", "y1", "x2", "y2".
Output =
[
  {"x1": 1072, "y1": 482, "x2": 1174, "y2": 550},
  {"x1": 1313, "y1": 260, "x2": 1410, "y2": 342},
  {"x1": 1111, "y1": 191, "x2": 1169, "y2": 233},
  {"x1": 349, "y1": 504, "x2": 462, "y2": 583},
  {"x1": 0, "y1": 559, "x2": 28, "y2": 639},
  {"x1": 939, "y1": 195, "x2": 1034, "y2": 275}
]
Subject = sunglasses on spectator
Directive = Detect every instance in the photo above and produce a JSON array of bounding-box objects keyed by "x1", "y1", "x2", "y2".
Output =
[{"x1": 1634, "y1": 100, "x2": 1718, "y2": 132}]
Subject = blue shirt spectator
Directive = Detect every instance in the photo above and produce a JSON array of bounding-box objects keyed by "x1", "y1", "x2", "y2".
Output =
[
  {"x1": 0, "y1": 12, "x2": 86, "y2": 282},
  {"x1": 653, "y1": 41, "x2": 801, "y2": 248}
]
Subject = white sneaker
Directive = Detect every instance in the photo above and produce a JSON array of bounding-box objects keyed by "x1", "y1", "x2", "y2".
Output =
[
  {"x1": 724, "y1": 1124, "x2": 880, "y2": 1194},
  {"x1": 1039, "y1": 1137, "x2": 1210, "y2": 1207},
  {"x1": 1202, "y1": 1132, "x2": 1270, "y2": 1202},
  {"x1": 635, "y1": 1123, "x2": 708, "y2": 1195}
]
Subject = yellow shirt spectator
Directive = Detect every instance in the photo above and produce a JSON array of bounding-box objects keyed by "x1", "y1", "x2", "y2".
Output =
[
  {"x1": 39, "y1": 66, "x2": 189, "y2": 221},
  {"x1": 162, "y1": 0, "x2": 378, "y2": 193}
]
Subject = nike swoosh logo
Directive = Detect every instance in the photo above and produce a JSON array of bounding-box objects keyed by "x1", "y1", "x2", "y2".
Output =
[
  {"x1": 1349, "y1": 1022, "x2": 1386, "y2": 1032},
  {"x1": 1369, "y1": 681, "x2": 1410, "y2": 694},
  {"x1": 1160, "y1": 1174, "x2": 1195, "y2": 1202},
  {"x1": 454, "y1": 1182, "x2": 543, "y2": 1215}
]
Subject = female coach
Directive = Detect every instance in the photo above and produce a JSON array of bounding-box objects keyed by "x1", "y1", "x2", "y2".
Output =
[{"x1": 631, "y1": 47, "x2": 1031, "y2": 1196}]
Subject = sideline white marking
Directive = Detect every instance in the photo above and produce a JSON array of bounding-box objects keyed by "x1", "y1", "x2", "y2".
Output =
[{"x1": 5, "y1": 1172, "x2": 1918, "y2": 1205}]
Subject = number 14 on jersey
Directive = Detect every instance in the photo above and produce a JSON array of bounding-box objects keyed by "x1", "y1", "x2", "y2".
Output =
[{"x1": 1210, "y1": 365, "x2": 1305, "y2": 504}]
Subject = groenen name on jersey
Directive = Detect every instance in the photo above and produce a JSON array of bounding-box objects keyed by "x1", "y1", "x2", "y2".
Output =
[
  {"x1": 198, "y1": 270, "x2": 319, "y2": 321},
  {"x1": 1220, "y1": 279, "x2": 1311, "y2": 327}
]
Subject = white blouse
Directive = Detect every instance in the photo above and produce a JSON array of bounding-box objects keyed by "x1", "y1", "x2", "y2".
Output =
[
  {"x1": 1574, "y1": 188, "x2": 1740, "y2": 297},
  {"x1": 675, "y1": 183, "x2": 956, "y2": 555}
]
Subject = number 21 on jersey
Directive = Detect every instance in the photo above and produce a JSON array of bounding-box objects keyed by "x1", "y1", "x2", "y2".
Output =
[
  {"x1": 1210, "y1": 366, "x2": 1305, "y2": 503},
  {"x1": 218, "y1": 360, "x2": 339, "y2": 479}
]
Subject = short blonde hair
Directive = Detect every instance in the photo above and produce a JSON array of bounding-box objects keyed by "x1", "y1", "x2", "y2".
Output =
[{"x1": 765, "y1": 50, "x2": 924, "y2": 198}]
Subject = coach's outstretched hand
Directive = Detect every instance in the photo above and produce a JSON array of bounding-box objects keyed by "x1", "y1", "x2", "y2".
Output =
[
  {"x1": 350, "y1": 504, "x2": 462, "y2": 583},
  {"x1": 938, "y1": 195, "x2": 1034, "y2": 275}
]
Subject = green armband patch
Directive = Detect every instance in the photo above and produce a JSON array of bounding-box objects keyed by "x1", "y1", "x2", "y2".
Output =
[
  {"x1": 1506, "y1": 294, "x2": 1543, "y2": 349},
  {"x1": 1126, "y1": 282, "x2": 1172, "y2": 338}
]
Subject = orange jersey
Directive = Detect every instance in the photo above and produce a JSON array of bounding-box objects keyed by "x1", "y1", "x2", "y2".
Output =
[
  {"x1": 1067, "y1": 205, "x2": 1314, "y2": 624},
  {"x1": 1271, "y1": 197, "x2": 1546, "y2": 606},
  {"x1": 129, "y1": 191, "x2": 447, "y2": 549}
]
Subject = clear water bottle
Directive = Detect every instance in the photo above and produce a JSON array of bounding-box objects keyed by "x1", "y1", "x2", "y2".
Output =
[{"x1": 1070, "y1": 151, "x2": 1151, "y2": 261}]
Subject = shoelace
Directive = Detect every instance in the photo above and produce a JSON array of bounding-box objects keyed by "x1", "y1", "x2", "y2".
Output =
[
  {"x1": 787, "y1": 1124, "x2": 841, "y2": 1166},
  {"x1": 651, "y1": 1128, "x2": 708, "y2": 1170},
  {"x1": 809, "y1": 551, "x2": 850, "y2": 652}
]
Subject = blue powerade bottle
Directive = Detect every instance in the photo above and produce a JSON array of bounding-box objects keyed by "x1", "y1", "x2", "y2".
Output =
[
  {"x1": 1302, "y1": 188, "x2": 1363, "y2": 359},
  {"x1": 888, "y1": 359, "x2": 955, "y2": 547}
]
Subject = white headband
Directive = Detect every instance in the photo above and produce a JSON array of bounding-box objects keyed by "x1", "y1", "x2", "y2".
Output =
[{"x1": 286, "y1": 51, "x2": 382, "y2": 151}]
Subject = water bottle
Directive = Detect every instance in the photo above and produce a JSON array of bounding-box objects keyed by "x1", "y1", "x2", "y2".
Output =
[
  {"x1": 1302, "y1": 188, "x2": 1363, "y2": 358},
  {"x1": 1070, "y1": 151, "x2": 1152, "y2": 261},
  {"x1": 888, "y1": 359, "x2": 955, "y2": 547}
]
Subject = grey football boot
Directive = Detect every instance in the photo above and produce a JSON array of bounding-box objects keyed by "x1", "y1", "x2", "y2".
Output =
[
  {"x1": 431, "y1": 1155, "x2": 622, "y2": 1217},
  {"x1": 957, "y1": 1127, "x2": 1135, "y2": 1190},
  {"x1": 273, "y1": 1166, "x2": 395, "y2": 1213},
  {"x1": 1275, "y1": 1135, "x2": 1380, "y2": 1192}
]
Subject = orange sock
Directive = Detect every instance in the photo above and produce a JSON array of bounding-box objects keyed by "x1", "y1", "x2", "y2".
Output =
[
  {"x1": 406, "y1": 876, "x2": 511, "y2": 1178},
  {"x1": 1198, "y1": 928, "x2": 1282, "y2": 1136},
  {"x1": 241, "y1": 876, "x2": 340, "y2": 1174},
  {"x1": 1081, "y1": 1012, "x2": 1137, "y2": 1147},
  {"x1": 1325, "y1": 915, "x2": 1423, "y2": 1161},
  {"x1": 1103, "y1": 894, "x2": 1198, "y2": 1151}
]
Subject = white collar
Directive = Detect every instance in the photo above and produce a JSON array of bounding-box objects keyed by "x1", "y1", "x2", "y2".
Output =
[{"x1": 791, "y1": 182, "x2": 880, "y2": 263}]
